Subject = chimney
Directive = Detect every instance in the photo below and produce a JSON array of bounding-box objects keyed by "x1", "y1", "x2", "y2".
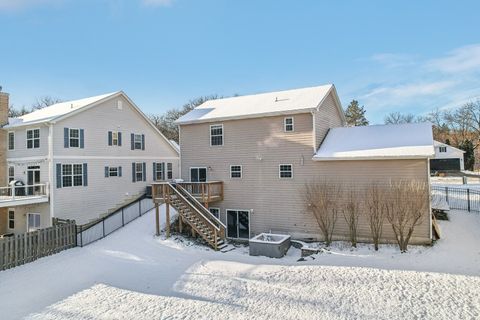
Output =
[{"x1": 0, "y1": 89, "x2": 9, "y2": 126}]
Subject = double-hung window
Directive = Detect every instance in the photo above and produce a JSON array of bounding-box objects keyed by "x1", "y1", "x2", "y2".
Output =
[
  {"x1": 109, "y1": 167, "x2": 118, "y2": 177},
  {"x1": 210, "y1": 124, "x2": 223, "y2": 146},
  {"x1": 167, "y1": 163, "x2": 173, "y2": 179},
  {"x1": 134, "y1": 134, "x2": 143, "y2": 150},
  {"x1": 230, "y1": 165, "x2": 242, "y2": 178},
  {"x1": 8, "y1": 166, "x2": 14, "y2": 183},
  {"x1": 154, "y1": 163, "x2": 164, "y2": 181},
  {"x1": 26, "y1": 129, "x2": 40, "y2": 149},
  {"x1": 62, "y1": 164, "x2": 83, "y2": 187},
  {"x1": 8, "y1": 132, "x2": 14, "y2": 150},
  {"x1": 284, "y1": 117, "x2": 294, "y2": 132},
  {"x1": 136, "y1": 163, "x2": 144, "y2": 182},
  {"x1": 8, "y1": 209, "x2": 14, "y2": 229},
  {"x1": 279, "y1": 164, "x2": 293, "y2": 178},
  {"x1": 69, "y1": 129, "x2": 80, "y2": 148},
  {"x1": 112, "y1": 132, "x2": 119, "y2": 146}
]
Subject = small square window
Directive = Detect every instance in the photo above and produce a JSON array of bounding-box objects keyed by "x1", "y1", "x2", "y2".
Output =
[
  {"x1": 26, "y1": 129, "x2": 40, "y2": 149},
  {"x1": 284, "y1": 117, "x2": 294, "y2": 132},
  {"x1": 439, "y1": 146, "x2": 447, "y2": 153},
  {"x1": 230, "y1": 165, "x2": 242, "y2": 178},
  {"x1": 279, "y1": 164, "x2": 293, "y2": 178},
  {"x1": 109, "y1": 167, "x2": 118, "y2": 177}
]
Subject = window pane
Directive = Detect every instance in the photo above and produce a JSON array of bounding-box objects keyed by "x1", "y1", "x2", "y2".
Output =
[
  {"x1": 70, "y1": 138, "x2": 79, "y2": 147},
  {"x1": 63, "y1": 176, "x2": 72, "y2": 187},
  {"x1": 33, "y1": 129, "x2": 40, "y2": 138},
  {"x1": 73, "y1": 164, "x2": 83, "y2": 175},
  {"x1": 231, "y1": 166, "x2": 241, "y2": 178},
  {"x1": 238, "y1": 211, "x2": 249, "y2": 238},
  {"x1": 27, "y1": 130, "x2": 33, "y2": 139},
  {"x1": 209, "y1": 208, "x2": 220, "y2": 219},
  {"x1": 73, "y1": 175, "x2": 83, "y2": 186},
  {"x1": 136, "y1": 172, "x2": 143, "y2": 181},
  {"x1": 27, "y1": 140, "x2": 33, "y2": 149},
  {"x1": 227, "y1": 211, "x2": 238, "y2": 238},
  {"x1": 62, "y1": 165, "x2": 72, "y2": 175},
  {"x1": 33, "y1": 139, "x2": 40, "y2": 148}
]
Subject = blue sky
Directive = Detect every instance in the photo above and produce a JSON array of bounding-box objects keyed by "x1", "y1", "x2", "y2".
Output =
[{"x1": 1, "y1": 0, "x2": 479, "y2": 123}]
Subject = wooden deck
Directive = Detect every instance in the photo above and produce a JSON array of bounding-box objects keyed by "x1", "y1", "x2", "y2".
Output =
[{"x1": 152, "y1": 181, "x2": 223, "y2": 206}]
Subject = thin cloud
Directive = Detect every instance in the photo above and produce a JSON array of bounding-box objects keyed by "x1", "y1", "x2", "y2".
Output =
[
  {"x1": 370, "y1": 53, "x2": 416, "y2": 68},
  {"x1": 427, "y1": 44, "x2": 480, "y2": 74},
  {"x1": 364, "y1": 81, "x2": 454, "y2": 100},
  {"x1": 0, "y1": 0, "x2": 62, "y2": 11}
]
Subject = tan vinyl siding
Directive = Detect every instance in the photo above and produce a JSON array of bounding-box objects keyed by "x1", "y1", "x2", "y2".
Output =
[
  {"x1": 180, "y1": 109, "x2": 431, "y2": 244},
  {"x1": 314, "y1": 92, "x2": 344, "y2": 149}
]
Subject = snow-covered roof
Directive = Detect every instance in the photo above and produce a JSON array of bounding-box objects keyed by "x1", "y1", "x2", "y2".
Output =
[
  {"x1": 434, "y1": 140, "x2": 465, "y2": 153},
  {"x1": 169, "y1": 140, "x2": 180, "y2": 153},
  {"x1": 5, "y1": 92, "x2": 120, "y2": 128},
  {"x1": 176, "y1": 84, "x2": 341, "y2": 124},
  {"x1": 313, "y1": 123, "x2": 434, "y2": 161}
]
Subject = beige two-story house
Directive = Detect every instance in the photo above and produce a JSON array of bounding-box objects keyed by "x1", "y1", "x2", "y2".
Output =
[{"x1": 175, "y1": 84, "x2": 434, "y2": 244}]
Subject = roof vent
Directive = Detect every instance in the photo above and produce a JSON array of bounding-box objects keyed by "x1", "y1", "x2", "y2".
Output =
[
  {"x1": 275, "y1": 97, "x2": 289, "y2": 102},
  {"x1": 71, "y1": 104, "x2": 74, "y2": 109}
]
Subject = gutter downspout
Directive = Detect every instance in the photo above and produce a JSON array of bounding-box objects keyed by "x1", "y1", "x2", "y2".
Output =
[
  {"x1": 311, "y1": 111, "x2": 316, "y2": 154},
  {"x1": 48, "y1": 123, "x2": 55, "y2": 219}
]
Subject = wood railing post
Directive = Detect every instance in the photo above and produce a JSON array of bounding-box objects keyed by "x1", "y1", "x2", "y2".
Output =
[
  {"x1": 166, "y1": 199, "x2": 171, "y2": 238},
  {"x1": 155, "y1": 203, "x2": 160, "y2": 236}
]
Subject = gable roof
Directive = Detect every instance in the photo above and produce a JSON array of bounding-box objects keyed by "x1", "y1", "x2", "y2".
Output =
[
  {"x1": 5, "y1": 91, "x2": 179, "y2": 155},
  {"x1": 176, "y1": 84, "x2": 345, "y2": 124},
  {"x1": 6, "y1": 92, "x2": 120, "y2": 128},
  {"x1": 434, "y1": 140, "x2": 465, "y2": 153},
  {"x1": 313, "y1": 123, "x2": 434, "y2": 161}
]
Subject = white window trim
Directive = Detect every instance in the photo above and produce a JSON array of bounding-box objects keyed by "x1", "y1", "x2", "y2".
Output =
[
  {"x1": 279, "y1": 164, "x2": 293, "y2": 179},
  {"x1": 284, "y1": 117, "x2": 294, "y2": 132},
  {"x1": 112, "y1": 131, "x2": 119, "y2": 146},
  {"x1": 209, "y1": 207, "x2": 220, "y2": 219},
  {"x1": 226, "y1": 209, "x2": 250, "y2": 239},
  {"x1": 109, "y1": 166, "x2": 119, "y2": 177},
  {"x1": 134, "y1": 134, "x2": 143, "y2": 150},
  {"x1": 189, "y1": 167, "x2": 207, "y2": 182},
  {"x1": 8, "y1": 208, "x2": 14, "y2": 230},
  {"x1": 8, "y1": 165, "x2": 14, "y2": 183},
  {"x1": 8, "y1": 131, "x2": 14, "y2": 150},
  {"x1": 135, "y1": 162, "x2": 144, "y2": 181},
  {"x1": 230, "y1": 165, "x2": 242, "y2": 179},
  {"x1": 210, "y1": 124, "x2": 224, "y2": 146},
  {"x1": 69, "y1": 128, "x2": 81, "y2": 148},
  {"x1": 167, "y1": 162, "x2": 173, "y2": 180},
  {"x1": 62, "y1": 163, "x2": 84, "y2": 188},
  {"x1": 26, "y1": 213, "x2": 41, "y2": 232},
  {"x1": 26, "y1": 128, "x2": 40, "y2": 149}
]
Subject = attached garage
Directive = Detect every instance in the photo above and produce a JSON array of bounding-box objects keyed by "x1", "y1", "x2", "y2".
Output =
[{"x1": 430, "y1": 158, "x2": 461, "y2": 172}]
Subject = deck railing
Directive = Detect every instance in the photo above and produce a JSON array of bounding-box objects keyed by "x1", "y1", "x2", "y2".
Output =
[
  {"x1": 0, "y1": 183, "x2": 48, "y2": 200},
  {"x1": 152, "y1": 181, "x2": 223, "y2": 204}
]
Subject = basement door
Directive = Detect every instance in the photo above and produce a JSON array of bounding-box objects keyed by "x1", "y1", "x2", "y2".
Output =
[{"x1": 226, "y1": 209, "x2": 250, "y2": 239}]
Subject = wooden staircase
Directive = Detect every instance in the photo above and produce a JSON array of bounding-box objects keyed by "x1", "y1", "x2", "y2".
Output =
[{"x1": 153, "y1": 182, "x2": 227, "y2": 251}]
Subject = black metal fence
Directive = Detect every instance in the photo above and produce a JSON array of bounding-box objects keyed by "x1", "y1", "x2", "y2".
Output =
[
  {"x1": 76, "y1": 196, "x2": 155, "y2": 247},
  {"x1": 431, "y1": 185, "x2": 480, "y2": 213}
]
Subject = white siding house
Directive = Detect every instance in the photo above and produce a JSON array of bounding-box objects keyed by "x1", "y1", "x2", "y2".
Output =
[
  {"x1": 431, "y1": 140, "x2": 465, "y2": 171},
  {"x1": 3, "y1": 92, "x2": 179, "y2": 233}
]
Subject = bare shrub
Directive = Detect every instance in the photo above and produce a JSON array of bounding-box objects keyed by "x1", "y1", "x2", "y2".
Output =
[
  {"x1": 385, "y1": 180, "x2": 429, "y2": 252},
  {"x1": 303, "y1": 180, "x2": 341, "y2": 246},
  {"x1": 343, "y1": 187, "x2": 360, "y2": 247},
  {"x1": 366, "y1": 183, "x2": 386, "y2": 251}
]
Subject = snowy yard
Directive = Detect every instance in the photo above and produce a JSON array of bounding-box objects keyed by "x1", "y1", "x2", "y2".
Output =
[{"x1": 0, "y1": 206, "x2": 479, "y2": 319}]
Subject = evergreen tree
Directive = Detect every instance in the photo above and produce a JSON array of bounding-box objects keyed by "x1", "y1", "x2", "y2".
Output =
[
  {"x1": 458, "y1": 139, "x2": 475, "y2": 170},
  {"x1": 345, "y1": 100, "x2": 369, "y2": 126}
]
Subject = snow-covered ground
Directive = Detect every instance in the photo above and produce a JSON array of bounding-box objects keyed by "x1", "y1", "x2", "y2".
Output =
[{"x1": 0, "y1": 206, "x2": 479, "y2": 319}]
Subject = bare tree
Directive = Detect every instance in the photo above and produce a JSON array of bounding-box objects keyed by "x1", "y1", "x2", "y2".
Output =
[
  {"x1": 385, "y1": 180, "x2": 429, "y2": 252},
  {"x1": 32, "y1": 96, "x2": 62, "y2": 110},
  {"x1": 384, "y1": 112, "x2": 416, "y2": 124},
  {"x1": 342, "y1": 187, "x2": 361, "y2": 247},
  {"x1": 303, "y1": 180, "x2": 340, "y2": 246},
  {"x1": 365, "y1": 183, "x2": 386, "y2": 251}
]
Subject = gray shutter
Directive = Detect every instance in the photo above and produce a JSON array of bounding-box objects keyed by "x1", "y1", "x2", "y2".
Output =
[
  {"x1": 132, "y1": 163, "x2": 136, "y2": 182},
  {"x1": 141, "y1": 134, "x2": 145, "y2": 150},
  {"x1": 80, "y1": 129, "x2": 85, "y2": 148},
  {"x1": 131, "y1": 133, "x2": 135, "y2": 150},
  {"x1": 64, "y1": 128, "x2": 69, "y2": 148},
  {"x1": 56, "y1": 163, "x2": 62, "y2": 188},
  {"x1": 108, "y1": 131, "x2": 112, "y2": 146},
  {"x1": 142, "y1": 162, "x2": 146, "y2": 181},
  {"x1": 118, "y1": 166, "x2": 122, "y2": 177},
  {"x1": 152, "y1": 162, "x2": 156, "y2": 181},
  {"x1": 83, "y1": 163, "x2": 88, "y2": 186},
  {"x1": 162, "y1": 162, "x2": 165, "y2": 180},
  {"x1": 105, "y1": 166, "x2": 109, "y2": 178},
  {"x1": 118, "y1": 132, "x2": 122, "y2": 146}
]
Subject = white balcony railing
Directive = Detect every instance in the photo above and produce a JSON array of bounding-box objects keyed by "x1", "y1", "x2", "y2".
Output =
[{"x1": 0, "y1": 183, "x2": 49, "y2": 206}]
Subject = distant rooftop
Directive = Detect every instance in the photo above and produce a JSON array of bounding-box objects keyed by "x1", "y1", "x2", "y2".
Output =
[
  {"x1": 314, "y1": 123, "x2": 435, "y2": 160},
  {"x1": 176, "y1": 84, "x2": 336, "y2": 124},
  {"x1": 5, "y1": 92, "x2": 120, "y2": 128}
]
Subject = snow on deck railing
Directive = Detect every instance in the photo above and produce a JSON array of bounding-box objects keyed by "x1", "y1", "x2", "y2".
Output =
[
  {"x1": 0, "y1": 183, "x2": 48, "y2": 200},
  {"x1": 431, "y1": 185, "x2": 480, "y2": 213}
]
